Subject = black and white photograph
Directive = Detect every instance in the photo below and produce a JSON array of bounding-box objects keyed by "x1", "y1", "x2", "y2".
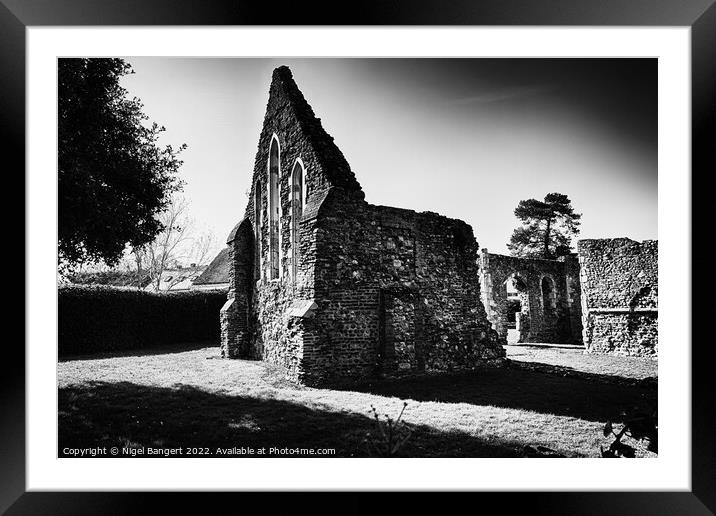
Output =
[
  {"x1": 57, "y1": 57, "x2": 659, "y2": 459},
  {"x1": 3, "y1": 0, "x2": 710, "y2": 508}
]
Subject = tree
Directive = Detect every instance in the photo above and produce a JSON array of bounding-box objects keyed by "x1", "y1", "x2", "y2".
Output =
[
  {"x1": 58, "y1": 58, "x2": 185, "y2": 269},
  {"x1": 507, "y1": 193, "x2": 581, "y2": 259},
  {"x1": 132, "y1": 196, "x2": 217, "y2": 291}
]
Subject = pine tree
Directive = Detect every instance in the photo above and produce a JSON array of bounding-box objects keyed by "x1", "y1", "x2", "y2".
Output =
[{"x1": 507, "y1": 193, "x2": 581, "y2": 259}]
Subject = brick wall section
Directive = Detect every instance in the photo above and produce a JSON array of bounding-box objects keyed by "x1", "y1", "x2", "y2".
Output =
[
  {"x1": 303, "y1": 190, "x2": 506, "y2": 385},
  {"x1": 220, "y1": 218, "x2": 254, "y2": 358},
  {"x1": 300, "y1": 288, "x2": 382, "y2": 385},
  {"x1": 253, "y1": 281, "x2": 305, "y2": 380},
  {"x1": 563, "y1": 255, "x2": 583, "y2": 345},
  {"x1": 478, "y1": 251, "x2": 582, "y2": 344},
  {"x1": 577, "y1": 238, "x2": 658, "y2": 356}
]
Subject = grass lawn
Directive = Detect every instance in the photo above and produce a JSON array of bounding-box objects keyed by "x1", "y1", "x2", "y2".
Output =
[
  {"x1": 58, "y1": 342, "x2": 657, "y2": 458},
  {"x1": 505, "y1": 344, "x2": 658, "y2": 381}
]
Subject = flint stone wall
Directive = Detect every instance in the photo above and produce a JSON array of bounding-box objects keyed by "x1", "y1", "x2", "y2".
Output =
[
  {"x1": 578, "y1": 238, "x2": 658, "y2": 356},
  {"x1": 221, "y1": 66, "x2": 505, "y2": 386},
  {"x1": 478, "y1": 251, "x2": 582, "y2": 344},
  {"x1": 300, "y1": 190, "x2": 506, "y2": 385}
]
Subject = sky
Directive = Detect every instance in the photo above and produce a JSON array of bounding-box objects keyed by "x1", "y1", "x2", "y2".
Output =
[{"x1": 120, "y1": 58, "x2": 657, "y2": 257}]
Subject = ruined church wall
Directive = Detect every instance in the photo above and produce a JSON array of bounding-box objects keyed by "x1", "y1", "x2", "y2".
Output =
[
  {"x1": 478, "y1": 252, "x2": 581, "y2": 344},
  {"x1": 298, "y1": 190, "x2": 505, "y2": 386},
  {"x1": 245, "y1": 79, "x2": 362, "y2": 285},
  {"x1": 223, "y1": 67, "x2": 365, "y2": 380},
  {"x1": 223, "y1": 66, "x2": 505, "y2": 385},
  {"x1": 578, "y1": 238, "x2": 658, "y2": 356}
]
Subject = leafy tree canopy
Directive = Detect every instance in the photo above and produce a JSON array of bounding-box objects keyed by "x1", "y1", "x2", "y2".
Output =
[
  {"x1": 507, "y1": 192, "x2": 582, "y2": 259},
  {"x1": 59, "y1": 58, "x2": 185, "y2": 268}
]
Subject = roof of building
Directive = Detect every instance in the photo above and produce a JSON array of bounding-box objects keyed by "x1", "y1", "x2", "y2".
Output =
[
  {"x1": 192, "y1": 247, "x2": 230, "y2": 285},
  {"x1": 146, "y1": 265, "x2": 207, "y2": 292}
]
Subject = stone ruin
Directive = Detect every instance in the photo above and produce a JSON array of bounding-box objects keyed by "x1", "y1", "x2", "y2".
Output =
[
  {"x1": 477, "y1": 238, "x2": 658, "y2": 357},
  {"x1": 577, "y1": 238, "x2": 658, "y2": 356},
  {"x1": 478, "y1": 251, "x2": 583, "y2": 345},
  {"x1": 220, "y1": 66, "x2": 658, "y2": 386},
  {"x1": 220, "y1": 66, "x2": 506, "y2": 386}
]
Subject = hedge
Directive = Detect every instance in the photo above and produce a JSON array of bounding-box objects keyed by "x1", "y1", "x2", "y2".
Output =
[{"x1": 58, "y1": 285, "x2": 228, "y2": 356}]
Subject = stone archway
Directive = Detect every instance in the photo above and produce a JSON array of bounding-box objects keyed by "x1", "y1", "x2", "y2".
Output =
[
  {"x1": 504, "y1": 273, "x2": 530, "y2": 343},
  {"x1": 479, "y1": 250, "x2": 582, "y2": 345}
]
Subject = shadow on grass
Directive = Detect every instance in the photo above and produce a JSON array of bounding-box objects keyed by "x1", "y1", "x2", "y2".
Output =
[
  {"x1": 508, "y1": 343, "x2": 584, "y2": 350},
  {"x1": 507, "y1": 360, "x2": 658, "y2": 387},
  {"x1": 343, "y1": 365, "x2": 657, "y2": 424},
  {"x1": 58, "y1": 381, "x2": 524, "y2": 458},
  {"x1": 58, "y1": 341, "x2": 219, "y2": 362}
]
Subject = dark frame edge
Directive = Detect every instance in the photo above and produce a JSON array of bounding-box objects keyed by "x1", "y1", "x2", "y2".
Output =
[
  {"x1": 691, "y1": 1, "x2": 716, "y2": 513},
  {"x1": 6, "y1": 0, "x2": 713, "y2": 513},
  {"x1": 0, "y1": 1, "x2": 26, "y2": 514}
]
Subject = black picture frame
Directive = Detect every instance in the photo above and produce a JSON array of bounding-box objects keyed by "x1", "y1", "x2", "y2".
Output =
[{"x1": 5, "y1": 0, "x2": 713, "y2": 513}]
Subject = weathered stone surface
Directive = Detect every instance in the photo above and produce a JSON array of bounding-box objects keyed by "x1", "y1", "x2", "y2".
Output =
[
  {"x1": 478, "y1": 250, "x2": 583, "y2": 344},
  {"x1": 577, "y1": 238, "x2": 658, "y2": 357},
  {"x1": 220, "y1": 66, "x2": 506, "y2": 386}
]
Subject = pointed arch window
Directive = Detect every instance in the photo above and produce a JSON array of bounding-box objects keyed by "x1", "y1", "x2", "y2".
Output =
[
  {"x1": 254, "y1": 180, "x2": 262, "y2": 279},
  {"x1": 268, "y1": 136, "x2": 280, "y2": 279},
  {"x1": 291, "y1": 159, "x2": 305, "y2": 279}
]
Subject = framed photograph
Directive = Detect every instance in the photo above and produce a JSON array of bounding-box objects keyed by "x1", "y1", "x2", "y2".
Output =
[{"x1": 7, "y1": 0, "x2": 712, "y2": 512}]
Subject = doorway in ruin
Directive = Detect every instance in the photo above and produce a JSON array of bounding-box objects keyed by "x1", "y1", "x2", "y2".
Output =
[{"x1": 504, "y1": 274, "x2": 529, "y2": 344}]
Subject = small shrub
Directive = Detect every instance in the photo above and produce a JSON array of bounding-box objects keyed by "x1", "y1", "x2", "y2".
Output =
[
  {"x1": 600, "y1": 408, "x2": 658, "y2": 458},
  {"x1": 362, "y1": 402, "x2": 414, "y2": 457},
  {"x1": 67, "y1": 270, "x2": 151, "y2": 288}
]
